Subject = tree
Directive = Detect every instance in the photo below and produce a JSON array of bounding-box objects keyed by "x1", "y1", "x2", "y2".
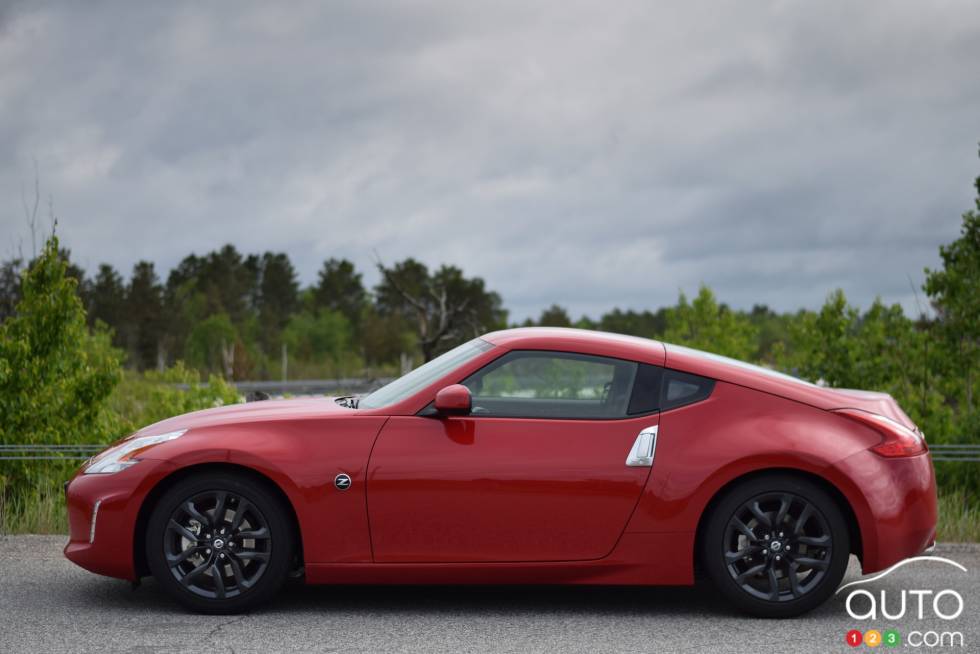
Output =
[
  {"x1": 376, "y1": 258, "x2": 506, "y2": 361},
  {"x1": 748, "y1": 304, "x2": 794, "y2": 364},
  {"x1": 161, "y1": 274, "x2": 207, "y2": 369},
  {"x1": 787, "y1": 291, "x2": 905, "y2": 388},
  {"x1": 313, "y1": 258, "x2": 366, "y2": 329},
  {"x1": 1, "y1": 247, "x2": 86, "y2": 324},
  {"x1": 86, "y1": 263, "x2": 127, "y2": 346},
  {"x1": 598, "y1": 307, "x2": 667, "y2": 338},
  {"x1": 282, "y1": 309, "x2": 352, "y2": 366},
  {"x1": 780, "y1": 290, "x2": 951, "y2": 438},
  {"x1": 186, "y1": 312, "x2": 238, "y2": 378},
  {"x1": 662, "y1": 285, "x2": 758, "y2": 360},
  {"x1": 924, "y1": 164, "x2": 980, "y2": 416},
  {"x1": 0, "y1": 235, "x2": 122, "y2": 448},
  {"x1": 255, "y1": 252, "x2": 299, "y2": 353},
  {"x1": 537, "y1": 304, "x2": 572, "y2": 327},
  {"x1": 359, "y1": 306, "x2": 413, "y2": 366},
  {"x1": 160, "y1": 245, "x2": 262, "y2": 372},
  {"x1": 126, "y1": 261, "x2": 165, "y2": 370},
  {"x1": 199, "y1": 245, "x2": 257, "y2": 325},
  {"x1": 167, "y1": 245, "x2": 258, "y2": 326},
  {"x1": 0, "y1": 257, "x2": 23, "y2": 322},
  {"x1": 56, "y1": 246, "x2": 87, "y2": 292}
]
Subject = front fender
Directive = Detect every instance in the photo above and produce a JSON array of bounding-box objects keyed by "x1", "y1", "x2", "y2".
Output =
[{"x1": 140, "y1": 415, "x2": 388, "y2": 564}]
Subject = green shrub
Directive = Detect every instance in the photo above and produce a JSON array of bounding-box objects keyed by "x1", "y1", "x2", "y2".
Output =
[
  {"x1": 0, "y1": 363, "x2": 242, "y2": 534},
  {"x1": 0, "y1": 235, "x2": 244, "y2": 533},
  {"x1": 0, "y1": 236, "x2": 123, "y2": 518},
  {"x1": 108, "y1": 362, "x2": 241, "y2": 436}
]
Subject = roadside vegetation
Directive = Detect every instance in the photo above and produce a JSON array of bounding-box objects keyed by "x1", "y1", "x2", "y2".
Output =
[{"x1": 1, "y1": 158, "x2": 978, "y2": 540}]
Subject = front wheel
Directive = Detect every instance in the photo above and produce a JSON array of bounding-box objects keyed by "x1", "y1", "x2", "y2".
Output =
[
  {"x1": 146, "y1": 472, "x2": 295, "y2": 614},
  {"x1": 701, "y1": 474, "x2": 850, "y2": 618}
]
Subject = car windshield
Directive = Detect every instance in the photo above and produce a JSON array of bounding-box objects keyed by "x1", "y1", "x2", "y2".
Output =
[{"x1": 359, "y1": 338, "x2": 495, "y2": 409}]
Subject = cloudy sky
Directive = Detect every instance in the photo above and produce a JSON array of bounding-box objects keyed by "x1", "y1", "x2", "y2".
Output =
[{"x1": 1, "y1": 1, "x2": 978, "y2": 321}]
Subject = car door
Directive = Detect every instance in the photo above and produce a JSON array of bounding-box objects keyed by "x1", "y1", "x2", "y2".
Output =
[{"x1": 367, "y1": 350, "x2": 661, "y2": 563}]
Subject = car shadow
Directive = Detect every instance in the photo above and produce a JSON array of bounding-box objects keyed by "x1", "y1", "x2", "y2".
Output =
[
  {"x1": 273, "y1": 581, "x2": 736, "y2": 616},
  {"x1": 69, "y1": 575, "x2": 841, "y2": 619},
  {"x1": 65, "y1": 556, "x2": 868, "y2": 618}
]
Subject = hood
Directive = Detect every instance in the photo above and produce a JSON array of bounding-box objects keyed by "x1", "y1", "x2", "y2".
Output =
[
  {"x1": 664, "y1": 344, "x2": 918, "y2": 430},
  {"x1": 136, "y1": 396, "x2": 356, "y2": 435}
]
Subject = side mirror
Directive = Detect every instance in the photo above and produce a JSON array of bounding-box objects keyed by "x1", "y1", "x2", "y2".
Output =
[{"x1": 434, "y1": 384, "x2": 472, "y2": 416}]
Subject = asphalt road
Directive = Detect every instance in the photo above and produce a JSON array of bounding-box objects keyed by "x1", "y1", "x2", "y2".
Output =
[{"x1": 1, "y1": 536, "x2": 977, "y2": 654}]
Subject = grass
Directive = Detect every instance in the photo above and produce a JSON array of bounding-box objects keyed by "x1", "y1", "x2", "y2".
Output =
[
  {"x1": 936, "y1": 489, "x2": 980, "y2": 543},
  {"x1": 2, "y1": 477, "x2": 979, "y2": 542},
  {"x1": 0, "y1": 482, "x2": 68, "y2": 535}
]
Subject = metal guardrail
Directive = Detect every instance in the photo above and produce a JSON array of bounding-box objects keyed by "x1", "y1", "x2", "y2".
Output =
[
  {"x1": 930, "y1": 444, "x2": 980, "y2": 462},
  {"x1": 0, "y1": 444, "x2": 105, "y2": 460},
  {"x1": 174, "y1": 378, "x2": 395, "y2": 396},
  {"x1": 1, "y1": 443, "x2": 978, "y2": 461}
]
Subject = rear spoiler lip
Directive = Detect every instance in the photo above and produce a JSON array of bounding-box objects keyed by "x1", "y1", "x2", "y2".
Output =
[
  {"x1": 824, "y1": 389, "x2": 918, "y2": 432},
  {"x1": 829, "y1": 404, "x2": 923, "y2": 434},
  {"x1": 831, "y1": 407, "x2": 929, "y2": 457}
]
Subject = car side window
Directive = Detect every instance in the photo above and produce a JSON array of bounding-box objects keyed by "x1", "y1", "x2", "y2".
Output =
[
  {"x1": 462, "y1": 350, "x2": 638, "y2": 419},
  {"x1": 661, "y1": 369, "x2": 715, "y2": 410},
  {"x1": 627, "y1": 364, "x2": 663, "y2": 414},
  {"x1": 625, "y1": 364, "x2": 715, "y2": 414}
]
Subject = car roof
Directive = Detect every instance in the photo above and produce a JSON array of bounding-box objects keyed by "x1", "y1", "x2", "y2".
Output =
[
  {"x1": 480, "y1": 328, "x2": 857, "y2": 414},
  {"x1": 481, "y1": 327, "x2": 667, "y2": 366}
]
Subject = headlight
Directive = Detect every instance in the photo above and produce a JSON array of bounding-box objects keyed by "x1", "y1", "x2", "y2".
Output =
[{"x1": 84, "y1": 429, "x2": 187, "y2": 474}]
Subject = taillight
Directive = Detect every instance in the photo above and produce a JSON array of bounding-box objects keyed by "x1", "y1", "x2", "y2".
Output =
[{"x1": 833, "y1": 408, "x2": 928, "y2": 457}]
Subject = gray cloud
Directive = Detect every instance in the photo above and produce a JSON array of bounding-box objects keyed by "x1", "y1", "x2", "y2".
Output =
[{"x1": 1, "y1": 0, "x2": 977, "y2": 322}]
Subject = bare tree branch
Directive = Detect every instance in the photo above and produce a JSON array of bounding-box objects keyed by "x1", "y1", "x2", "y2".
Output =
[
  {"x1": 374, "y1": 253, "x2": 428, "y2": 314},
  {"x1": 48, "y1": 193, "x2": 58, "y2": 236},
  {"x1": 374, "y1": 255, "x2": 484, "y2": 360},
  {"x1": 21, "y1": 161, "x2": 40, "y2": 258}
]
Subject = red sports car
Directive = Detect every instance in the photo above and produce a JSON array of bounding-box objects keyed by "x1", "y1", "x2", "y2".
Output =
[{"x1": 64, "y1": 328, "x2": 937, "y2": 617}]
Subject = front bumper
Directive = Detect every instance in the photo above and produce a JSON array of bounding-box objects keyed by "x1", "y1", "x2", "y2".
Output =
[
  {"x1": 833, "y1": 449, "x2": 937, "y2": 573},
  {"x1": 64, "y1": 458, "x2": 175, "y2": 581}
]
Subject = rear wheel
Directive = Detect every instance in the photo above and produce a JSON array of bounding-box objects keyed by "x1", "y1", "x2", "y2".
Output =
[
  {"x1": 146, "y1": 472, "x2": 294, "y2": 614},
  {"x1": 702, "y1": 474, "x2": 850, "y2": 618}
]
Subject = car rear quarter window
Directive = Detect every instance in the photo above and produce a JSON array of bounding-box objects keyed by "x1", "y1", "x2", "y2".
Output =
[
  {"x1": 661, "y1": 369, "x2": 715, "y2": 410},
  {"x1": 627, "y1": 365, "x2": 715, "y2": 414}
]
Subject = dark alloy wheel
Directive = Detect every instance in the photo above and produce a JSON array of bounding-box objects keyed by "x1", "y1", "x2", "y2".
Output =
[
  {"x1": 146, "y1": 472, "x2": 294, "y2": 613},
  {"x1": 702, "y1": 475, "x2": 850, "y2": 618},
  {"x1": 164, "y1": 490, "x2": 271, "y2": 599},
  {"x1": 723, "y1": 492, "x2": 832, "y2": 601}
]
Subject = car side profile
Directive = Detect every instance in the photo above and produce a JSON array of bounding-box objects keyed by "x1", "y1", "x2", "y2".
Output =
[{"x1": 64, "y1": 327, "x2": 937, "y2": 617}]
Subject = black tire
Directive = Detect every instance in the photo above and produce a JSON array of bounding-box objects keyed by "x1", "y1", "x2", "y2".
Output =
[
  {"x1": 701, "y1": 474, "x2": 850, "y2": 618},
  {"x1": 146, "y1": 472, "x2": 295, "y2": 614}
]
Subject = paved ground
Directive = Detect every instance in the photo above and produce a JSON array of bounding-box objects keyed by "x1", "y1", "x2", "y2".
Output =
[{"x1": 1, "y1": 536, "x2": 977, "y2": 653}]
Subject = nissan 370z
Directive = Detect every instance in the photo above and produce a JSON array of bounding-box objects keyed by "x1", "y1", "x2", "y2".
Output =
[{"x1": 64, "y1": 328, "x2": 937, "y2": 617}]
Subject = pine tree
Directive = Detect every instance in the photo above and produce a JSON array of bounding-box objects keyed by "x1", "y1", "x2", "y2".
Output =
[
  {"x1": 314, "y1": 258, "x2": 366, "y2": 329},
  {"x1": 87, "y1": 263, "x2": 127, "y2": 346},
  {"x1": 126, "y1": 261, "x2": 164, "y2": 369}
]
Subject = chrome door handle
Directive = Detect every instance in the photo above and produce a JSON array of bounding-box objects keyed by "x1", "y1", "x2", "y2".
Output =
[{"x1": 626, "y1": 425, "x2": 658, "y2": 467}]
